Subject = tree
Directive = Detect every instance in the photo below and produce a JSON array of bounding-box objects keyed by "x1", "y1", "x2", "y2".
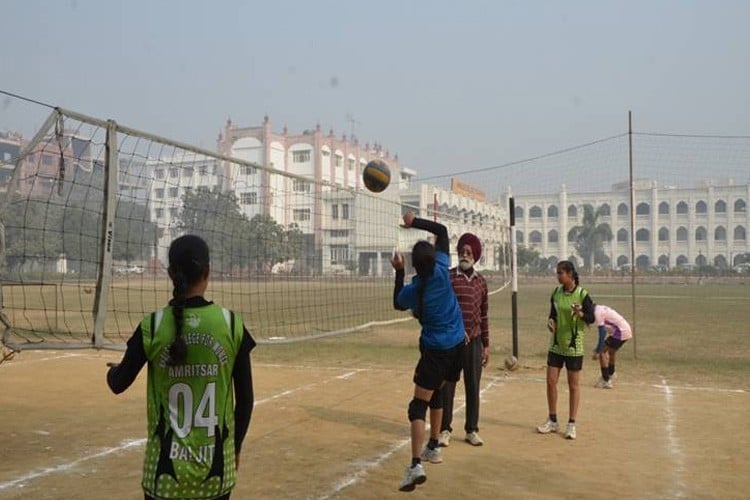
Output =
[
  {"x1": 567, "y1": 204, "x2": 613, "y2": 273},
  {"x1": 113, "y1": 201, "x2": 159, "y2": 263},
  {"x1": 178, "y1": 188, "x2": 251, "y2": 274}
]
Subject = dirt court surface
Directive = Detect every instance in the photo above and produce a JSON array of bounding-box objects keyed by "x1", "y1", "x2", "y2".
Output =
[{"x1": 1, "y1": 350, "x2": 748, "y2": 499}]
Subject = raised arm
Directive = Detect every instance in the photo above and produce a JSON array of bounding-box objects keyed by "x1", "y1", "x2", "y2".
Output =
[{"x1": 402, "y1": 212, "x2": 449, "y2": 254}]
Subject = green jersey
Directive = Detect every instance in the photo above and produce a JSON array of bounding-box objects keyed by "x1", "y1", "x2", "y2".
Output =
[
  {"x1": 549, "y1": 286, "x2": 589, "y2": 357},
  {"x1": 140, "y1": 304, "x2": 244, "y2": 499}
]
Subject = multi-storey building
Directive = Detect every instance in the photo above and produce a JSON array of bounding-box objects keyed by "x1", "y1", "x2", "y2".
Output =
[{"x1": 511, "y1": 180, "x2": 750, "y2": 270}]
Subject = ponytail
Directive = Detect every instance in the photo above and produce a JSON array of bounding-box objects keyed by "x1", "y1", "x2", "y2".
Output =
[
  {"x1": 166, "y1": 235, "x2": 210, "y2": 367},
  {"x1": 167, "y1": 271, "x2": 188, "y2": 366}
]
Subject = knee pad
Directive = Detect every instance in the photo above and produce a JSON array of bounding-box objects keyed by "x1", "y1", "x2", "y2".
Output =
[
  {"x1": 407, "y1": 398, "x2": 429, "y2": 422},
  {"x1": 429, "y1": 390, "x2": 443, "y2": 410}
]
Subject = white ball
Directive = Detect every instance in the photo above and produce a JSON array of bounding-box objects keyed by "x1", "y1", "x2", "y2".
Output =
[{"x1": 504, "y1": 355, "x2": 518, "y2": 371}]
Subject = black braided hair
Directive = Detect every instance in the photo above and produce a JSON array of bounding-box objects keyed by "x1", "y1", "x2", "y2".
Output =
[
  {"x1": 557, "y1": 260, "x2": 579, "y2": 286},
  {"x1": 166, "y1": 235, "x2": 210, "y2": 366},
  {"x1": 411, "y1": 240, "x2": 436, "y2": 323}
]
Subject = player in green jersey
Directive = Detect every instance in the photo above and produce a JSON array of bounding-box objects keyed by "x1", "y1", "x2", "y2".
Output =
[
  {"x1": 107, "y1": 235, "x2": 255, "y2": 499},
  {"x1": 536, "y1": 260, "x2": 594, "y2": 440}
]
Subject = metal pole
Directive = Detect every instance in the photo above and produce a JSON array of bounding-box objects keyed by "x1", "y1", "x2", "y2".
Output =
[
  {"x1": 509, "y1": 197, "x2": 519, "y2": 358},
  {"x1": 92, "y1": 120, "x2": 119, "y2": 348},
  {"x1": 628, "y1": 111, "x2": 637, "y2": 359}
]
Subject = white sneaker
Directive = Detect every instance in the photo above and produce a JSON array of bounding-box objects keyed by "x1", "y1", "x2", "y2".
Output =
[
  {"x1": 536, "y1": 419, "x2": 559, "y2": 434},
  {"x1": 438, "y1": 430, "x2": 451, "y2": 447},
  {"x1": 420, "y1": 445, "x2": 443, "y2": 464},
  {"x1": 594, "y1": 377, "x2": 608, "y2": 388},
  {"x1": 465, "y1": 431, "x2": 484, "y2": 446},
  {"x1": 399, "y1": 463, "x2": 427, "y2": 491},
  {"x1": 564, "y1": 423, "x2": 577, "y2": 440},
  {"x1": 603, "y1": 378, "x2": 613, "y2": 389}
]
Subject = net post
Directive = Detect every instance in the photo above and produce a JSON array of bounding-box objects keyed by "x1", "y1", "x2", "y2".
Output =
[
  {"x1": 92, "y1": 119, "x2": 119, "y2": 348},
  {"x1": 509, "y1": 196, "x2": 519, "y2": 358},
  {"x1": 628, "y1": 111, "x2": 637, "y2": 360}
]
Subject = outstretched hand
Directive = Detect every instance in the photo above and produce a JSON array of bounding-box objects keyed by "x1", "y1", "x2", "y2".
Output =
[
  {"x1": 391, "y1": 252, "x2": 405, "y2": 270},
  {"x1": 400, "y1": 211, "x2": 416, "y2": 228}
]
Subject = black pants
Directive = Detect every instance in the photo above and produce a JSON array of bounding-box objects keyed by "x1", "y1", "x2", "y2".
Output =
[{"x1": 440, "y1": 336, "x2": 483, "y2": 433}]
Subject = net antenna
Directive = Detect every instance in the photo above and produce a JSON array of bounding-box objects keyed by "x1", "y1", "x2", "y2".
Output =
[{"x1": 345, "y1": 113, "x2": 361, "y2": 140}]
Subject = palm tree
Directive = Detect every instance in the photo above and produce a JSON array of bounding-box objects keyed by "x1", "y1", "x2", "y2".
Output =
[{"x1": 568, "y1": 204, "x2": 613, "y2": 274}]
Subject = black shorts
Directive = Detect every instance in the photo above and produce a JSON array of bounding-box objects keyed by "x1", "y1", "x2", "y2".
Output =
[
  {"x1": 414, "y1": 341, "x2": 465, "y2": 390},
  {"x1": 605, "y1": 337, "x2": 628, "y2": 351},
  {"x1": 547, "y1": 351, "x2": 583, "y2": 371}
]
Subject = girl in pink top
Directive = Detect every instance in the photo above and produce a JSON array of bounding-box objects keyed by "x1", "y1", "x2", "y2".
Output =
[{"x1": 592, "y1": 305, "x2": 632, "y2": 388}]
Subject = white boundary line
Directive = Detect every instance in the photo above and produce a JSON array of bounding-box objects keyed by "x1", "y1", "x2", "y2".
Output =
[
  {"x1": 658, "y1": 377, "x2": 686, "y2": 499},
  {"x1": 0, "y1": 439, "x2": 146, "y2": 491},
  {"x1": 316, "y1": 380, "x2": 499, "y2": 499},
  {"x1": 0, "y1": 368, "x2": 361, "y2": 492}
]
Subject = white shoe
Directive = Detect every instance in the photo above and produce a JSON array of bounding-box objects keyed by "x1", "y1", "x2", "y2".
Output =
[
  {"x1": 399, "y1": 463, "x2": 427, "y2": 491},
  {"x1": 420, "y1": 445, "x2": 443, "y2": 464},
  {"x1": 595, "y1": 377, "x2": 608, "y2": 388},
  {"x1": 438, "y1": 430, "x2": 451, "y2": 447},
  {"x1": 603, "y1": 378, "x2": 613, "y2": 389},
  {"x1": 536, "y1": 419, "x2": 559, "y2": 434},
  {"x1": 564, "y1": 423, "x2": 577, "y2": 440},
  {"x1": 465, "y1": 431, "x2": 484, "y2": 446}
]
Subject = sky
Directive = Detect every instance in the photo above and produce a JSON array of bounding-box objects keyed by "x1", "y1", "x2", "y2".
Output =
[{"x1": 3, "y1": 0, "x2": 750, "y2": 194}]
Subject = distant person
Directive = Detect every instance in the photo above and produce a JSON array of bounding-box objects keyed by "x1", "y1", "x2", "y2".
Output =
[
  {"x1": 438, "y1": 232, "x2": 490, "y2": 448},
  {"x1": 391, "y1": 212, "x2": 465, "y2": 492},
  {"x1": 592, "y1": 304, "x2": 632, "y2": 388},
  {"x1": 107, "y1": 235, "x2": 255, "y2": 500},
  {"x1": 536, "y1": 260, "x2": 595, "y2": 440}
]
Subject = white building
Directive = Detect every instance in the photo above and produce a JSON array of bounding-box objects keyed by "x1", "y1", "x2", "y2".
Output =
[{"x1": 510, "y1": 180, "x2": 750, "y2": 270}]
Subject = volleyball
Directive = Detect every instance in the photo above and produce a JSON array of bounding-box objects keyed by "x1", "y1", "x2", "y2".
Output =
[
  {"x1": 504, "y1": 355, "x2": 518, "y2": 371},
  {"x1": 362, "y1": 159, "x2": 391, "y2": 193}
]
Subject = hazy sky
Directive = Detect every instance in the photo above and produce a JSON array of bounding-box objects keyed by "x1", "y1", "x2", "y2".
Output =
[{"x1": 3, "y1": 0, "x2": 750, "y2": 190}]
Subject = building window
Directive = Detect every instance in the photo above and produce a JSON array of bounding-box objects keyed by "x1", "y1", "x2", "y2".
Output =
[
  {"x1": 242, "y1": 165, "x2": 256, "y2": 176},
  {"x1": 735, "y1": 199, "x2": 747, "y2": 213},
  {"x1": 529, "y1": 206, "x2": 542, "y2": 218},
  {"x1": 735, "y1": 225, "x2": 746, "y2": 240},
  {"x1": 168, "y1": 187, "x2": 179, "y2": 198},
  {"x1": 659, "y1": 202, "x2": 669, "y2": 215},
  {"x1": 184, "y1": 167, "x2": 194, "y2": 177},
  {"x1": 617, "y1": 203, "x2": 628, "y2": 216},
  {"x1": 293, "y1": 209, "x2": 311, "y2": 221},
  {"x1": 155, "y1": 168, "x2": 165, "y2": 179},
  {"x1": 599, "y1": 204, "x2": 610, "y2": 216},
  {"x1": 155, "y1": 188, "x2": 164, "y2": 199},
  {"x1": 293, "y1": 150, "x2": 312, "y2": 163},
  {"x1": 155, "y1": 208, "x2": 164, "y2": 218},
  {"x1": 514, "y1": 206, "x2": 524, "y2": 219},
  {"x1": 169, "y1": 168, "x2": 178, "y2": 178},
  {"x1": 240, "y1": 192, "x2": 257, "y2": 205},
  {"x1": 715, "y1": 226, "x2": 726, "y2": 241},
  {"x1": 199, "y1": 165, "x2": 208, "y2": 176},
  {"x1": 293, "y1": 179, "x2": 311, "y2": 193},
  {"x1": 636, "y1": 203, "x2": 650, "y2": 215},
  {"x1": 617, "y1": 229, "x2": 628, "y2": 242},
  {"x1": 568, "y1": 205, "x2": 577, "y2": 218},
  {"x1": 529, "y1": 231, "x2": 542, "y2": 244},
  {"x1": 334, "y1": 155, "x2": 343, "y2": 167},
  {"x1": 695, "y1": 226, "x2": 707, "y2": 241},
  {"x1": 331, "y1": 230, "x2": 349, "y2": 238},
  {"x1": 676, "y1": 227, "x2": 688, "y2": 241},
  {"x1": 548, "y1": 230, "x2": 558, "y2": 243},
  {"x1": 42, "y1": 155, "x2": 54, "y2": 166},
  {"x1": 330, "y1": 245, "x2": 349, "y2": 264},
  {"x1": 169, "y1": 207, "x2": 178, "y2": 217},
  {"x1": 696, "y1": 201, "x2": 707, "y2": 214},
  {"x1": 636, "y1": 228, "x2": 650, "y2": 241},
  {"x1": 658, "y1": 227, "x2": 669, "y2": 241},
  {"x1": 516, "y1": 230, "x2": 524, "y2": 244},
  {"x1": 348, "y1": 158, "x2": 355, "y2": 171},
  {"x1": 676, "y1": 201, "x2": 688, "y2": 214},
  {"x1": 342, "y1": 203, "x2": 349, "y2": 220},
  {"x1": 715, "y1": 200, "x2": 726, "y2": 213},
  {"x1": 321, "y1": 150, "x2": 330, "y2": 157},
  {"x1": 332, "y1": 204, "x2": 338, "y2": 220},
  {"x1": 547, "y1": 205, "x2": 558, "y2": 218}
]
